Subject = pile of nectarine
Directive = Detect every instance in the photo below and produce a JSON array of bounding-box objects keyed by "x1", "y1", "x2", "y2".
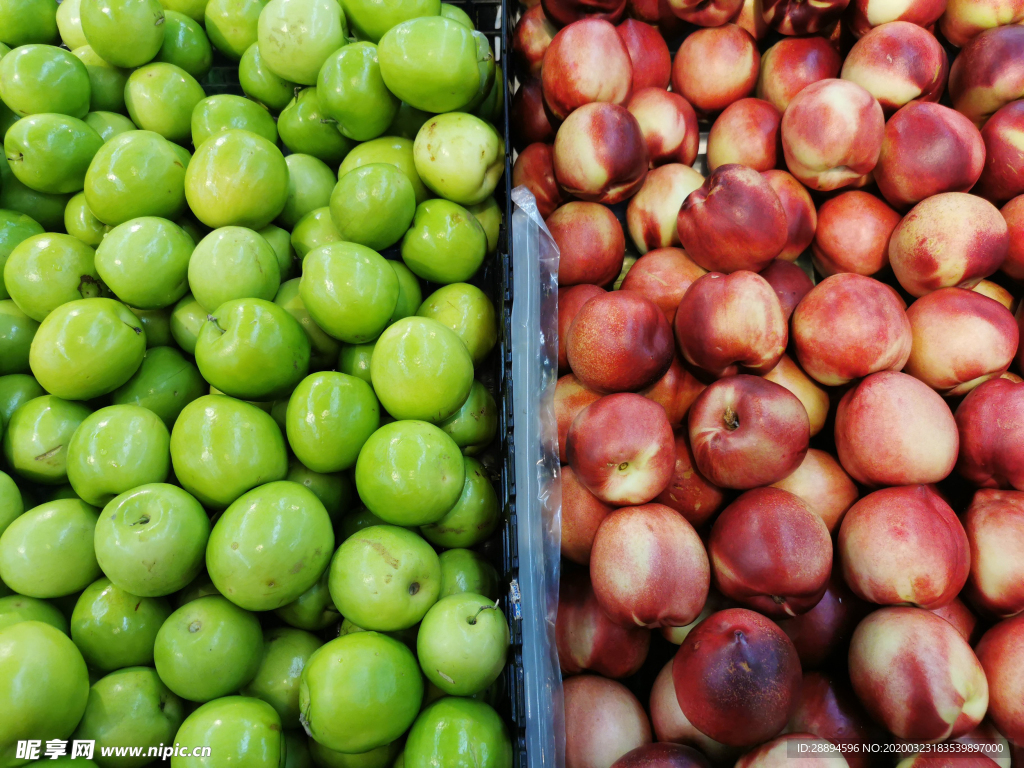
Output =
[{"x1": 512, "y1": 1, "x2": 1024, "y2": 767}]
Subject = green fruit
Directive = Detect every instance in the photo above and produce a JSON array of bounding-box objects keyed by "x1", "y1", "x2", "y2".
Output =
[
  {"x1": 438, "y1": 548, "x2": 499, "y2": 600},
  {"x1": 274, "y1": 278, "x2": 339, "y2": 371},
  {"x1": 386, "y1": 102, "x2": 430, "y2": 141},
  {"x1": 0, "y1": 595, "x2": 68, "y2": 633},
  {"x1": 274, "y1": 567, "x2": 339, "y2": 631},
  {"x1": 0, "y1": 299, "x2": 37, "y2": 375},
  {"x1": 339, "y1": 0, "x2": 438, "y2": 43},
  {"x1": 0, "y1": 209, "x2": 43, "y2": 300},
  {"x1": 153, "y1": 595, "x2": 262, "y2": 701},
  {"x1": 42, "y1": 484, "x2": 80, "y2": 502},
  {"x1": 155, "y1": 10, "x2": 213, "y2": 79},
  {"x1": 284, "y1": 731, "x2": 313, "y2": 768},
  {"x1": 66, "y1": 405, "x2": 169, "y2": 507},
  {"x1": 416, "y1": 593, "x2": 508, "y2": 696},
  {"x1": 0, "y1": 621, "x2": 89, "y2": 767},
  {"x1": 338, "y1": 135, "x2": 427, "y2": 204},
  {"x1": 0, "y1": 171, "x2": 71, "y2": 231},
  {"x1": 329, "y1": 163, "x2": 415, "y2": 251},
  {"x1": 206, "y1": 481, "x2": 334, "y2": 610},
  {"x1": 187, "y1": 226, "x2": 280, "y2": 312},
  {"x1": 467, "y1": 198, "x2": 499, "y2": 256},
  {"x1": 160, "y1": 0, "x2": 205, "y2": 21},
  {"x1": 328, "y1": 524, "x2": 441, "y2": 630},
  {"x1": 461, "y1": 31, "x2": 496, "y2": 113},
  {"x1": 286, "y1": 372, "x2": 379, "y2": 473},
  {"x1": 173, "y1": 571, "x2": 219, "y2": 606},
  {"x1": 168, "y1": 293, "x2": 205, "y2": 354},
  {"x1": 84, "y1": 130, "x2": 188, "y2": 225},
  {"x1": 354, "y1": 420, "x2": 464, "y2": 525},
  {"x1": 96, "y1": 217, "x2": 194, "y2": 309},
  {"x1": 95, "y1": 483, "x2": 209, "y2": 597},
  {"x1": 278, "y1": 88, "x2": 354, "y2": 167},
  {"x1": 176, "y1": 213, "x2": 208, "y2": 244},
  {"x1": 420, "y1": 457, "x2": 499, "y2": 548},
  {"x1": 64, "y1": 191, "x2": 110, "y2": 246},
  {"x1": 3, "y1": 232, "x2": 100, "y2": 322},
  {"x1": 30, "y1": 297, "x2": 146, "y2": 401},
  {"x1": 72, "y1": 46, "x2": 129, "y2": 114},
  {"x1": 309, "y1": 741, "x2": 400, "y2": 768},
  {"x1": 0, "y1": 470, "x2": 23, "y2": 537},
  {"x1": 299, "y1": 241, "x2": 399, "y2": 344},
  {"x1": 370, "y1": 317, "x2": 474, "y2": 422},
  {"x1": 242, "y1": 626, "x2": 322, "y2": 727},
  {"x1": 169, "y1": 394, "x2": 288, "y2": 509},
  {"x1": 192, "y1": 94, "x2": 276, "y2": 148},
  {"x1": 378, "y1": 18, "x2": 482, "y2": 113},
  {"x1": 125, "y1": 63, "x2": 206, "y2": 143},
  {"x1": 414, "y1": 112, "x2": 504, "y2": 206},
  {"x1": 336, "y1": 506, "x2": 391, "y2": 540},
  {"x1": 317, "y1": 42, "x2": 398, "y2": 142},
  {"x1": 57, "y1": 0, "x2": 88, "y2": 45},
  {"x1": 389, "y1": 260, "x2": 422, "y2": 323},
  {"x1": 418, "y1": 282, "x2": 497, "y2": 365},
  {"x1": 290, "y1": 206, "x2": 341, "y2": 261},
  {"x1": 401, "y1": 199, "x2": 486, "y2": 284},
  {"x1": 440, "y1": 2, "x2": 472, "y2": 27},
  {"x1": 438, "y1": 380, "x2": 497, "y2": 455},
  {"x1": 204, "y1": 0, "x2": 265, "y2": 60},
  {"x1": 337, "y1": 341, "x2": 374, "y2": 384},
  {"x1": 337, "y1": 617, "x2": 417, "y2": 648},
  {"x1": 171, "y1": 696, "x2": 283, "y2": 768},
  {"x1": 185, "y1": 129, "x2": 289, "y2": 230},
  {"x1": 81, "y1": 0, "x2": 166, "y2": 68},
  {"x1": 0, "y1": 44, "x2": 90, "y2": 118},
  {"x1": 300, "y1": 632, "x2": 423, "y2": 753},
  {"x1": 132, "y1": 307, "x2": 173, "y2": 347},
  {"x1": 404, "y1": 698, "x2": 511, "y2": 768},
  {"x1": 285, "y1": 458, "x2": 354, "y2": 523},
  {"x1": 0, "y1": 372, "x2": 45, "y2": 424},
  {"x1": 74, "y1": 666, "x2": 185, "y2": 768},
  {"x1": 257, "y1": 0, "x2": 347, "y2": 86},
  {"x1": 239, "y1": 42, "x2": 295, "y2": 111},
  {"x1": 85, "y1": 110, "x2": 136, "y2": 141},
  {"x1": 278, "y1": 155, "x2": 336, "y2": 232},
  {"x1": 472, "y1": 64, "x2": 503, "y2": 125},
  {"x1": 0, "y1": 499, "x2": 100, "y2": 597},
  {"x1": 4, "y1": 113, "x2": 103, "y2": 194},
  {"x1": 196, "y1": 298, "x2": 310, "y2": 399},
  {"x1": 111, "y1": 347, "x2": 205, "y2": 427},
  {"x1": 2, "y1": 395, "x2": 91, "y2": 484},
  {"x1": 70, "y1": 578, "x2": 172, "y2": 671},
  {"x1": 259, "y1": 224, "x2": 295, "y2": 279}
]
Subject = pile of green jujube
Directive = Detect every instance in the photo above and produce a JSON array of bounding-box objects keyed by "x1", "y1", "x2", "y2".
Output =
[{"x1": 0, "y1": 0, "x2": 511, "y2": 765}]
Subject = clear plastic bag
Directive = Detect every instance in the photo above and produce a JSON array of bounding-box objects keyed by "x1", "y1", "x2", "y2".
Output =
[{"x1": 511, "y1": 184, "x2": 564, "y2": 768}]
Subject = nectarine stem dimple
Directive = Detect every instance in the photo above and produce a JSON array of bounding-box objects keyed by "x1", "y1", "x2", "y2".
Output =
[{"x1": 723, "y1": 406, "x2": 740, "y2": 430}]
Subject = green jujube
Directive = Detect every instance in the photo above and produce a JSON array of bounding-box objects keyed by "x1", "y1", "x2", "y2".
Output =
[
  {"x1": 191, "y1": 94, "x2": 277, "y2": 148},
  {"x1": 329, "y1": 163, "x2": 415, "y2": 251},
  {"x1": 111, "y1": 346, "x2": 207, "y2": 427},
  {"x1": 3, "y1": 113, "x2": 103, "y2": 194},
  {"x1": 169, "y1": 394, "x2": 288, "y2": 509},
  {"x1": 95, "y1": 217, "x2": 195, "y2": 309},
  {"x1": 80, "y1": 0, "x2": 166, "y2": 68},
  {"x1": 84, "y1": 130, "x2": 188, "y2": 225},
  {"x1": 378, "y1": 17, "x2": 483, "y2": 114},
  {"x1": 94, "y1": 482, "x2": 210, "y2": 597},
  {"x1": 29, "y1": 298, "x2": 146, "y2": 401},
  {"x1": 316, "y1": 42, "x2": 398, "y2": 142}
]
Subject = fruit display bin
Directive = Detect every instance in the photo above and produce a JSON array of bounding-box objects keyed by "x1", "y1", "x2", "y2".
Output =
[{"x1": 206, "y1": 0, "x2": 529, "y2": 762}]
